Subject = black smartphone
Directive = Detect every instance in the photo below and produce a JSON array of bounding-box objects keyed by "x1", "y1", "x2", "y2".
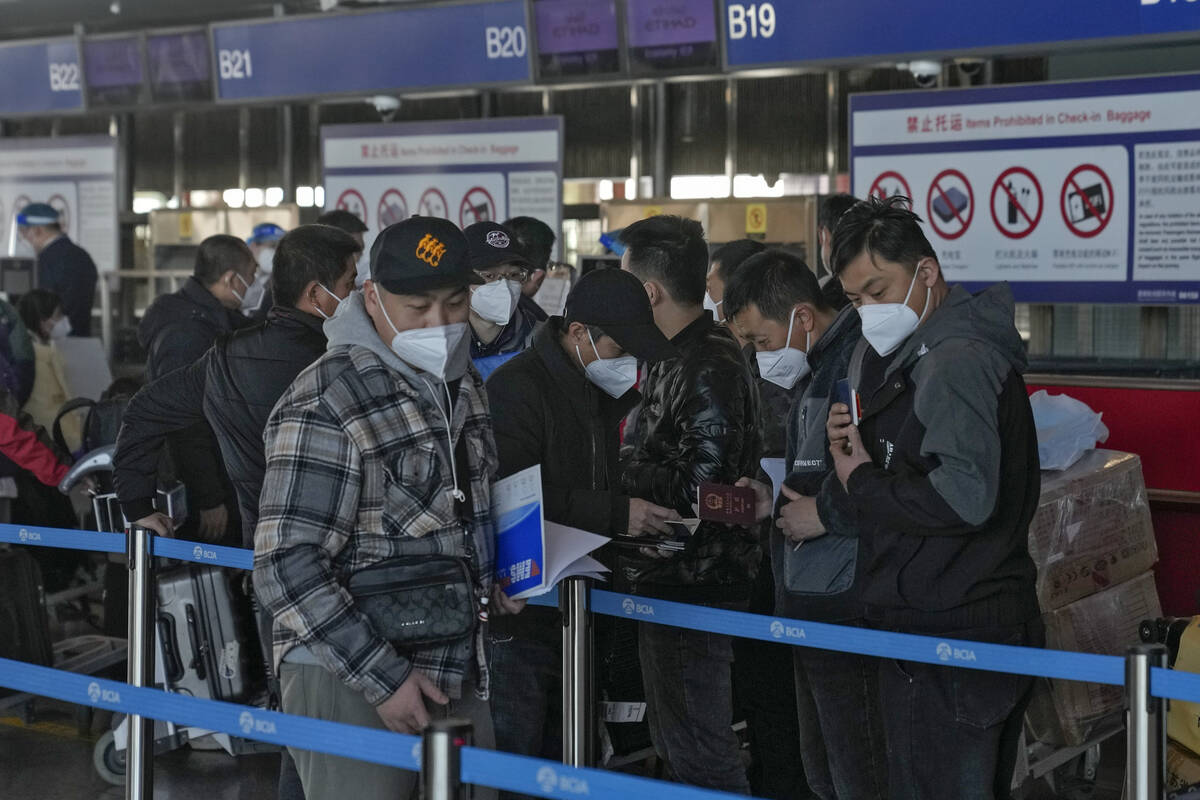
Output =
[{"x1": 833, "y1": 378, "x2": 861, "y2": 425}]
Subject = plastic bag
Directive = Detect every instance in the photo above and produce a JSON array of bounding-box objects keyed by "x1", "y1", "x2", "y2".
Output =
[{"x1": 1030, "y1": 390, "x2": 1109, "y2": 471}]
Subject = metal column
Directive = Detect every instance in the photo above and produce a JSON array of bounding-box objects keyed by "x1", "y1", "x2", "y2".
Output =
[
  {"x1": 653, "y1": 82, "x2": 668, "y2": 199},
  {"x1": 724, "y1": 78, "x2": 737, "y2": 199},
  {"x1": 629, "y1": 86, "x2": 642, "y2": 201},
  {"x1": 422, "y1": 719, "x2": 472, "y2": 800},
  {"x1": 825, "y1": 71, "x2": 840, "y2": 193},
  {"x1": 280, "y1": 105, "x2": 295, "y2": 204},
  {"x1": 561, "y1": 576, "x2": 594, "y2": 768},
  {"x1": 172, "y1": 112, "x2": 185, "y2": 206},
  {"x1": 1124, "y1": 644, "x2": 1166, "y2": 800},
  {"x1": 125, "y1": 525, "x2": 155, "y2": 800}
]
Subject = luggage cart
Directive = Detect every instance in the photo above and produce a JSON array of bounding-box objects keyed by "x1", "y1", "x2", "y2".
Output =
[{"x1": 59, "y1": 446, "x2": 279, "y2": 786}]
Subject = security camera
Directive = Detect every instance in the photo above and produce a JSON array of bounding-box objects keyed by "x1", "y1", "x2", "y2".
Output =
[
  {"x1": 905, "y1": 60, "x2": 942, "y2": 88},
  {"x1": 369, "y1": 95, "x2": 401, "y2": 122},
  {"x1": 955, "y1": 58, "x2": 985, "y2": 78}
]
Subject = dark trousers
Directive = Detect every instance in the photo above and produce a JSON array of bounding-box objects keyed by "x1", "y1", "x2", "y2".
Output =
[
  {"x1": 638, "y1": 623, "x2": 751, "y2": 795},
  {"x1": 794, "y1": 645, "x2": 887, "y2": 800},
  {"x1": 732, "y1": 635, "x2": 812, "y2": 799},
  {"x1": 878, "y1": 619, "x2": 1042, "y2": 800},
  {"x1": 488, "y1": 628, "x2": 562, "y2": 800}
]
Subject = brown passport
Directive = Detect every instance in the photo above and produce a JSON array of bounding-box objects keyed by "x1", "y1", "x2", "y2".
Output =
[{"x1": 697, "y1": 482, "x2": 757, "y2": 525}]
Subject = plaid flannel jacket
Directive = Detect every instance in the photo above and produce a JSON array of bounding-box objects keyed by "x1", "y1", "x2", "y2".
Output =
[{"x1": 253, "y1": 343, "x2": 497, "y2": 704}]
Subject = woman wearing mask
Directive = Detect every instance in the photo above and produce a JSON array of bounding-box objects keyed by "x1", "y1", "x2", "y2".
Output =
[{"x1": 19, "y1": 289, "x2": 80, "y2": 450}]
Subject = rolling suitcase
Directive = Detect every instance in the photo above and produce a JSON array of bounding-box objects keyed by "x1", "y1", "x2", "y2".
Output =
[
  {"x1": 0, "y1": 549, "x2": 54, "y2": 694},
  {"x1": 156, "y1": 565, "x2": 251, "y2": 702}
]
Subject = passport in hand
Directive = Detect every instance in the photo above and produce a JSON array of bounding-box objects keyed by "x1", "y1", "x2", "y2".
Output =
[{"x1": 697, "y1": 482, "x2": 758, "y2": 525}]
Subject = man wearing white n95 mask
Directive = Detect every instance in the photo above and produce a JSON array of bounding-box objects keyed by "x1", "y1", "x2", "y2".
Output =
[
  {"x1": 255, "y1": 217, "x2": 522, "y2": 800},
  {"x1": 826, "y1": 196, "x2": 1041, "y2": 800},
  {"x1": 463, "y1": 221, "x2": 541, "y2": 379}
]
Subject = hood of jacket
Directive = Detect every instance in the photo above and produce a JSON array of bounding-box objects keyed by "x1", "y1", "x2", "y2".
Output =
[{"x1": 883, "y1": 282, "x2": 1026, "y2": 379}]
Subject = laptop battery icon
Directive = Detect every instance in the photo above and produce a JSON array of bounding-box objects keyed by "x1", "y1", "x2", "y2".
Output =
[{"x1": 931, "y1": 187, "x2": 969, "y2": 223}]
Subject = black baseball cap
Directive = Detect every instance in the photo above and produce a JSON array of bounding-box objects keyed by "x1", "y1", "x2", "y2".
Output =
[
  {"x1": 369, "y1": 217, "x2": 483, "y2": 294},
  {"x1": 463, "y1": 221, "x2": 533, "y2": 274},
  {"x1": 564, "y1": 268, "x2": 677, "y2": 363}
]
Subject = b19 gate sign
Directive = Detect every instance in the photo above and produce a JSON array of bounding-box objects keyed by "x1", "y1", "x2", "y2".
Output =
[{"x1": 850, "y1": 72, "x2": 1200, "y2": 304}]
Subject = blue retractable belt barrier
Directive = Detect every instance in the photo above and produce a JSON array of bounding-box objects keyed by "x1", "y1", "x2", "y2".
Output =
[
  {"x1": 9, "y1": 520, "x2": 1200, "y2": 702},
  {"x1": 0, "y1": 522, "x2": 124, "y2": 554},
  {"x1": 0, "y1": 655, "x2": 749, "y2": 800},
  {"x1": 589, "y1": 589, "x2": 1125, "y2": 686}
]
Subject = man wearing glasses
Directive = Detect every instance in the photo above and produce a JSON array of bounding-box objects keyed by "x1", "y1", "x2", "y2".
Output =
[{"x1": 463, "y1": 222, "x2": 543, "y2": 379}]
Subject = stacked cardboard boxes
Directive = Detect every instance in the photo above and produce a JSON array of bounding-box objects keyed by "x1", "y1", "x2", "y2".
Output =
[{"x1": 1025, "y1": 450, "x2": 1161, "y2": 747}]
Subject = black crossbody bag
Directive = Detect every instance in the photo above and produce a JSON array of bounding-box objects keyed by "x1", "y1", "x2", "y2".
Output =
[{"x1": 348, "y1": 432, "x2": 482, "y2": 651}]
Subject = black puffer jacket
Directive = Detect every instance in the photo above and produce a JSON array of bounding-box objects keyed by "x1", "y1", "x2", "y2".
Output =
[
  {"x1": 620, "y1": 313, "x2": 761, "y2": 605},
  {"x1": 118, "y1": 306, "x2": 325, "y2": 547},
  {"x1": 137, "y1": 278, "x2": 249, "y2": 520}
]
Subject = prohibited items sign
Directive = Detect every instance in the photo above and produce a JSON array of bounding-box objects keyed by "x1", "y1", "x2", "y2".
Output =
[
  {"x1": 1060, "y1": 164, "x2": 1114, "y2": 239},
  {"x1": 926, "y1": 169, "x2": 974, "y2": 240},
  {"x1": 991, "y1": 167, "x2": 1043, "y2": 240}
]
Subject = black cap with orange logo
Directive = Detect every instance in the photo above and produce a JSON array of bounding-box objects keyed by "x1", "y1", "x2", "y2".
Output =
[{"x1": 368, "y1": 216, "x2": 483, "y2": 295}]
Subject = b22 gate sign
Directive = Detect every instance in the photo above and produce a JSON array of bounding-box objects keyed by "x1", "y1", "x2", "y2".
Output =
[{"x1": 851, "y1": 72, "x2": 1200, "y2": 305}]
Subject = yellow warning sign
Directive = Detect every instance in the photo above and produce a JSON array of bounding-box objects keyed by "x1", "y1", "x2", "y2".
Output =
[
  {"x1": 178, "y1": 212, "x2": 194, "y2": 241},
  {"x1": 746, "y1": 204, "x2": 768, "y2": 235},
  {"x1": 643, "y1": 206, "x2": 662, "y2": 218}
]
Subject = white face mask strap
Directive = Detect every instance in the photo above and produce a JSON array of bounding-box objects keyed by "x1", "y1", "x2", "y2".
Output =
[
  {"x1": 231, "y1": 273, "x2": 249, "y2": 304},
  {"x1": 587, "y1": 328, "x2": 603, "y2": 363},
  {"x1": 375, "y1": 286, "x2": 402, "y2": 338},
  {"x1": 784, "y1": 306, "x2": 797, "y2": 350},
  {"x1": 314, "y1": 284, "x2": 342, "y2": 321}
]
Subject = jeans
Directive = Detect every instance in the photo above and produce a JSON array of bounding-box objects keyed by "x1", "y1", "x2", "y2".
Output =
[
  {"x1": 638, "y1": 623, "x2": 751, "y2": 795},
  {"x1": 488, "y1": 630, "x2": 562, "y2": 800},
  {"x1": 794, "y1": 646, "x2": 887, "y2": 800},
  {"x1": 878, "y1": 619, "x2": 1042, "y2": 800}
]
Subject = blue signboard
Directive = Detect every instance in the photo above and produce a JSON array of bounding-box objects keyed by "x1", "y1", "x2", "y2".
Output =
[
  {"x1": 0, "y1": 38, "x2": 83, "y2": 114},
  {"x1": 723, "y1": 0, "x2": 1200, "y2": 68},
  {"x1": 850, "y1": 72, "x2": 1200, "y2": 304},
  {"x1": 212, "y1": 1, "x2": 531, "y2": 101}
]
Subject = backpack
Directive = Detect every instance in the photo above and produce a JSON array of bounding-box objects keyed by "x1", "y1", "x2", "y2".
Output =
[{"x1": 52, "y1": 396, "x2": 129, "y2": 456}]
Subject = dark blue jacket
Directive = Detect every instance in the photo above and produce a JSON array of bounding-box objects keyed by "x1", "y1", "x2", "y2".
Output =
[{"x1": 37, "y1": 236, "x2": 98, "y2": 338}]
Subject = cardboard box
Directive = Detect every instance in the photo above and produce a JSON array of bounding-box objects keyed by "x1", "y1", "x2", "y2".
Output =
[
  {"x1": 1168, "y1": 739, "x2": 1200, "y2": 794},
  {"x1": 1032, "y1": 571, "x2": 1162, "y2": 746},
  {"x1": 1030, "y1": 450, "x2": 1157, "y2": 610}
]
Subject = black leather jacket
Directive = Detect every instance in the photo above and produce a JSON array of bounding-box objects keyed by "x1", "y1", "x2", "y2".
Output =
[
  {"x1": 118, "y1": 306, "x2": 327, "y2": 547},
  {"x1": 620, "y1": 313, "x2": 762, "y2": 605}
]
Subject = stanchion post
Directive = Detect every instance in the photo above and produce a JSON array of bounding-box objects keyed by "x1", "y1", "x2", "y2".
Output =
[
  {"x1": 1125, "y1": 643, "x2": 1167, "y2": 800},
  {"x1": 125, "y1": 524, "x2": 155, "y2": 800},
  {"x1": 422, "y1": 718, "x2": 472, "y2": 800},
  {"x1": 561, "y1": 575, "x2": 594, "y2": 768}
]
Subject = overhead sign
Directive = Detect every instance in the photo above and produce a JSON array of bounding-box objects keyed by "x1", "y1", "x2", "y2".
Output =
[
  {"x1": 724, "y1": 0, "x2": 1200, "y2": 68},
  {"x1": 323, "y1": 116, "x2": 563, "y2": 265},
  {"x1": 627, "y1": 0, "x2": 719, "y2": 73},
  {"x1": 212, "y1": 1, "x2": 531, "y2": 101},
  {"x1": 0, "y1": 136, "x2": 119, "y2": 274},
  {"x1": 0, "y1": 38, "x2": 82, "y2": 115},
  {"x1": 83, "y1": 36, "x2": 146, "y2": 107},
  {"x1": 533, "y1": 0, "x2": 621, "y2": 79},
  {"x1": 146, "y1": 30, "x2": 212, "y2": 103},
  {"x1": 850, "y1": 72, "x2": 1200, "y2": 304}
]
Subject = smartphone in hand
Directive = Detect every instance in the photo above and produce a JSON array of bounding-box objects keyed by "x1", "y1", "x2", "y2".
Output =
[{"x1": 833, "y1": 378, "x2": 862, "y2": 425}]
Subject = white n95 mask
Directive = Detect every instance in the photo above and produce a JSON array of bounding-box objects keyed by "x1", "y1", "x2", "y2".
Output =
[
  {"x1": 858, "y1": 268, "x2": 930, "y2": 357},
  {"x1": 471, "y1": 279, "x2": 522, "y2": 325},
  {"x1": 376, "y1": 290, "x2": 470, "y2": 380},
  {"x1": 703, "y1": 292, "x2": 723, "y2": 320},
  {"x1": 577, "y1": 330, "x2": 638, "y2": 399},
  {"x1": 755, "y1": 307, "x2": 811, "y2": 390},
  {"x1": 49, "y1": 317, "x2": 72, "y2": 340},
  {"x1": 256, "y1": 247, "x2": 276, "y2": 275}
]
